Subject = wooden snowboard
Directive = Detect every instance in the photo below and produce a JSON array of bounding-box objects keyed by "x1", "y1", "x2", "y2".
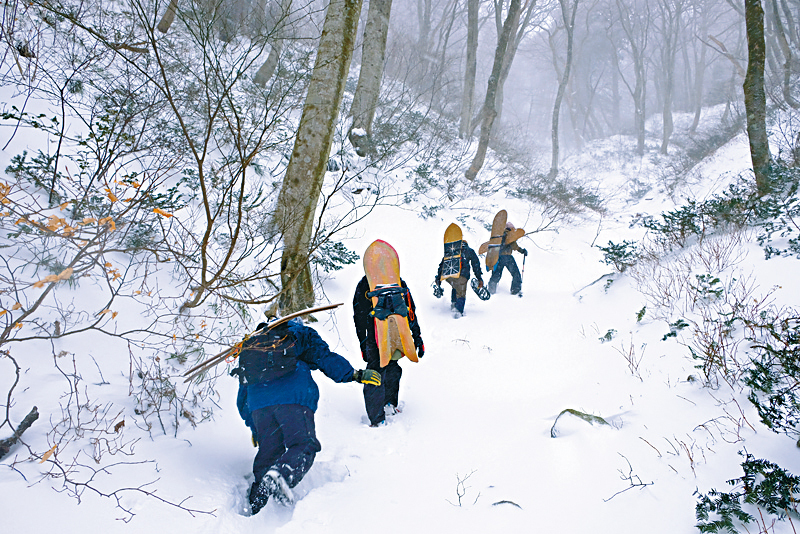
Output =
[
  {"x1": 441, "y1": 223, "x2": 463, "y2": 280},
  {"x1": 479, "y1": 210, "x2": 507, "y2": 270},
  {"x1": 478, "y1": 211, "x2": 526, "y2": 270},
  {"x1": 363, "y1": 240, "x2": 419, "y2": 367}
]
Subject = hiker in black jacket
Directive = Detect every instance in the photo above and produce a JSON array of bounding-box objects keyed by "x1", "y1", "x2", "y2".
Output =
[
  {"x1": 434, "y1": 240, "x2": 483, "y2": 316},
  {"x1": 353, "y1": 276, "x2": 424, "y2": 427}
]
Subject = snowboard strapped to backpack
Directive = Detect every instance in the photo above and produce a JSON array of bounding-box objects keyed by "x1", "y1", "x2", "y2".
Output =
[
  {"x1": 367, "y1": 284, "x2": 409, "y2": 320},
  {"x1": 230, "y1": 323, "x2": 298, "y2": 385}
]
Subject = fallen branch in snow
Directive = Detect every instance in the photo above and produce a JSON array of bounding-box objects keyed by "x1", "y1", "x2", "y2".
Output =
[
  {"x1": 572, "y1": 272, "x2": 616, "y2": 297},
  {"x1": 0, "y1": 406, "x2": 39, "y2": 460},
  {"x1": 603, "y1": 454, "x2": 653, "y2": 502}
]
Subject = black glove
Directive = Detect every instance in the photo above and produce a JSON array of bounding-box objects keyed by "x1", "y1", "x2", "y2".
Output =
[
  {"x1": 417, "y1": 344, "x2": 425, "y2": 359},
  {"x1": 522, "y1": 248, "x2": 528, "y2": 256},
  {"x1": 353, "y1": 369, "x2": 381, "y2": 386}
]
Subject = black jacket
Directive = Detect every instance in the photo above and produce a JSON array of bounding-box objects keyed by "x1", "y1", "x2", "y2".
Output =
[
  {"x1": 353, "y1": 276, "x2": 423, "y2": 352},
  {"x1": 435, "y1": 242, "x2": 483, "y2": 284}
]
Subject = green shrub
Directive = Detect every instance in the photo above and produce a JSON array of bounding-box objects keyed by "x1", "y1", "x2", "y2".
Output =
[
  {"x1": 744, "y1": 311, "x2": 800, "y2": 438},
  {"x1": 596, "y1": 240, "x2": 638, "y2": 273},
  {"x1": 696, "y1": 454, "x2": 800, "y2": 533},
  {"x1": 312, "y1": 241, "x2": 359, "y2": 272},
  {"x1": 753, "y1": 165, "x2": 800, "y2": 259}
]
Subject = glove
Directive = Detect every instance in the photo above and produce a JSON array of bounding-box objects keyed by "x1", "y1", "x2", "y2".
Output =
[
  {"x1": 251, "y1": 433, "x2": 258, "y2": 448},
  {"x1": 417, "y1": 344, "x2": 425, "y2": 359},
  {"x1": 354, "y1": 369, "x2": 381, "y2": 386},
  {"x1": 522, "y1": 248, "x2": 528, "y2": 256},
  {"x1": 477, "y1": 280, "x2": 484, "y2": 288}
]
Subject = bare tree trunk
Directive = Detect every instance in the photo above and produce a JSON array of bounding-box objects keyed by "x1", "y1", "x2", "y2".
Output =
[
  {"x1": 465, "y1": 0, "x2": 522, "y2": 181},
  {"x1": 254, "y1": 41, "x2": 283, "y2": 86},
  {"x1": 658, "y1": 0, "x2": 683, "y2": 155},
  {"x1": 468, "y1": 0, "x2": 536, "y2": 137},
  {"x1": 768, "y1": 0, "x2": 800, "y2": 107},
  {"x1": 779, "y1": 0, "x2": 799, "y2": 47},
  {"x1": 418, "y1": 0, "x2": 432, "y2": 54},
  {"x1": 615, "y1": 0, "x2": 649, "y2": 156},
  {"x1": 460, "y1": 0, "x2": 479, "y2": 138},
  {"x1": 744, "y1": 0, "x2": 772, "y2": 196},
  {"x1": 348, "y1": 0, "x2": 393, "y2": 156},
  {"x1": 495, "y1": 0, "x2": 535, "y2": 122},
  {"x1": 157, "y1": 0, "x2": 179, "y2": 33},
  {"x1": 276, "y1": 0, "x2": 363, "y2": 312},
  {"x1": 549, "y1": 0, "x2": 579, "y2": 179},
  {"x1": 253, "y1": 0, "x2": 293, "y2": 87},
  {"x1": 689, "y1": 1, "x2": 709, "y2": 134}
]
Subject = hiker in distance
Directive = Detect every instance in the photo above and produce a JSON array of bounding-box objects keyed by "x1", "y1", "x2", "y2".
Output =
[
  {"x1": 233, "y1": 317, "x2": 380, "y2": 514},
  {"x1": 354, "y1": 240, "x2": 425, "y2": 427},
  {"x1": 434, "y1": 239, "x2": 484, "y2": 317},
  {"x1": 488, "y1": 222, "x2": 528, "y2": 295}
]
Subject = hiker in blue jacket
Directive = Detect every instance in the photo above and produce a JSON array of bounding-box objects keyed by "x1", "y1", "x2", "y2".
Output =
[
  {"x1": 487, "y1": 222, "x2": 527, "y2": 295},
  {"x1": 434, "y1": 239, "x2": 483, "y2": 316},
  {"x1": 235, "y1": 318, "x2": 379, "y2": 514}
]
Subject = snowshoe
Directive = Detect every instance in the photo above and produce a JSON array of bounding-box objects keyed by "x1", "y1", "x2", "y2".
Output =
[
  {"x1": 261, "y1": 469, "x2": 294, "y2": 506},
  {"x1": 470, "y1": 278, "x2": 490, "y2": 301},
  {"x1": 432, "y1": 282, "x2": 444, "y2": 298},
  {"x1": 384, "y1": 403, "x2": 402, "y2": 416}
]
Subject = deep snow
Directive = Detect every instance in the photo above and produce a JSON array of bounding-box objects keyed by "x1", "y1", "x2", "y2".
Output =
[{"x1": 4, "y1": 120, "x2": 800, "y2": 534}]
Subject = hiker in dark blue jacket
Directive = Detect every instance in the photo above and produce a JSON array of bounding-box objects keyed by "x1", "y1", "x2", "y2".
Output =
[
  {"x1": 488, "y1": 222, "x2": 527, "y2": 295},
  {"x1": 434, "y1": 239, "x2": 483, "y2": 316},
  {"x1": 235, "y1": 318, "x2": 379, "y2": 514}
]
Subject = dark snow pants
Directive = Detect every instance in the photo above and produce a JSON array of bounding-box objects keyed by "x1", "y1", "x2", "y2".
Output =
[
  {"x1": 251, "y1": 404, "x2": 321, "y2": 488},
  {"x1": 363, "y1": 344, "x2": 402, "y2": 425},
  {"x1": 488, "y1": 255, "x2": 522, "y2": 295}
]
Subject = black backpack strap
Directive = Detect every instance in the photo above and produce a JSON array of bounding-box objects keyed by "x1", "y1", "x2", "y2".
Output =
[{"x1": 230, "y1": 327, "x2": 298, "y2": 385}]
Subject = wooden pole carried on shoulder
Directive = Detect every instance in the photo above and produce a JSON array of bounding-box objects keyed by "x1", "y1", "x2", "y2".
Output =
[{"x1": 182, "y1": 303, "x2": 344, "y2": 382}]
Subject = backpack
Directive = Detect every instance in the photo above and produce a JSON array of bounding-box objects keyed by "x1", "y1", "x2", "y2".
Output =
[
  {"x1": 230, "y1": 324, "x2": 298, "y2": 385},
  {"x1": 367, "y1": 284, "x2": 410, "y2": 320}
]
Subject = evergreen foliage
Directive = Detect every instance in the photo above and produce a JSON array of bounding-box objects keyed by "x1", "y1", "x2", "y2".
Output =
[
  {"x1": 696, "y1": 454, "x2": 800, "y2": 533},
  {"x1": 596, "y1": 240, "x2": 638, "y2": 272},
  {"x1": 744, "y1": 312, "x2": 800, "y2": 437}
]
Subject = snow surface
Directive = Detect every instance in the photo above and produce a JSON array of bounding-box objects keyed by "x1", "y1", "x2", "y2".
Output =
[{"x1": 4, "y1": 117, "x2": 800, "y2": 534}]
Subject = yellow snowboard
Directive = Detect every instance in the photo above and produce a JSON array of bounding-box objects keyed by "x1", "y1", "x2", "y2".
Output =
[
  {"x1": 441, "y1": 223, "x2": 463, "y2": 280},
  {"x1": 363, "y1": 240, "x2": 419, "y2": 368}
]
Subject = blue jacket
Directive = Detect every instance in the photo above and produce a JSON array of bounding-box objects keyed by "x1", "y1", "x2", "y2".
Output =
[{"x1": 236, "y1": 320, "x2": 355, "y2": 431}]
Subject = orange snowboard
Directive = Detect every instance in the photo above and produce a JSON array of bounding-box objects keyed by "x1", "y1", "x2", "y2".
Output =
[{"x1": 363, "y1": 240, "x2": 419, "y2": 367}]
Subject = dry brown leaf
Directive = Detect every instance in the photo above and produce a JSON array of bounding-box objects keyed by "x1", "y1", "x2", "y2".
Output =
[
  {"x1": 39, "y1": 444, "x2": 57, "y2": 463},
  {"x1": 33, "y1": 274, "x2": 59, "y2": 288},
  {"x1": 153, "y1": 208, "x2": 173, "y2": 218}
]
